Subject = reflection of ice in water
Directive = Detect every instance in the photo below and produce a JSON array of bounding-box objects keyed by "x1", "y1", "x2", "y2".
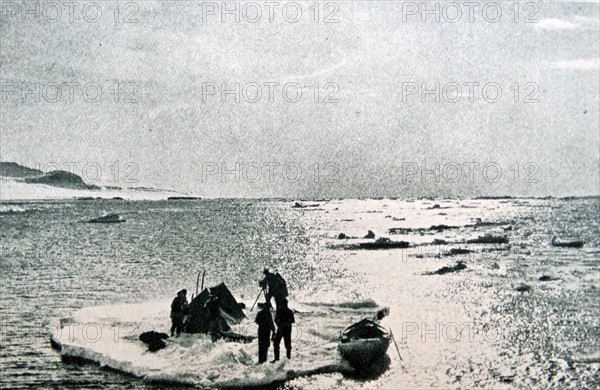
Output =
[
  {"x1": 52, "y1": 299, "x2": 385, "y2": 387},
  {"x1": 288, "y1": 198, "x2": 600, "y2": 389}
]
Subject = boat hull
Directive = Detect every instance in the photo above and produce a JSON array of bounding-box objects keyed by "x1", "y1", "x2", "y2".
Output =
[{"x1": 339, "y1": 336, "x2": 391, "y2": 368}]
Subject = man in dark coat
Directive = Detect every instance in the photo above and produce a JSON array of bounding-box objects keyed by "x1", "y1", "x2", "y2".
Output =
[
  {"x1": 254, "y1": 302, "x2": 274, "y2": 364},
  {"x1": 259, "y1": 268, "x2": 288, "y2": 309},
  {"x1": 272, "y1": 298, "x2": 295, "y2": 362},
  {"x1": 170, "y1": 289, "x2": 188, "y2": 337}
]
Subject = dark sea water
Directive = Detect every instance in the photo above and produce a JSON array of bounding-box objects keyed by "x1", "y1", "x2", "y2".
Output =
[{"x1": 1, "y1": 197, "x2": 599, "y2": 389}]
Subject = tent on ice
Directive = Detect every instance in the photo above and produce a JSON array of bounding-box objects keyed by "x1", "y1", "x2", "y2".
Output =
[{"x1": 185, "y1": 282, "x2": 247, "y2": 335}]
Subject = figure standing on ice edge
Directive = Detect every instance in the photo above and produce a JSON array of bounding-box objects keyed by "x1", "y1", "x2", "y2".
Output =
[
  {"x1": 272, "y1": 298, "x2": 295, "y2": 362},
  {"x1": 170, "y1": 289, "x2": 188, "y2": 337},
  {"x1": 255, "y1": 302, "x2": 275, "y2": 364}
]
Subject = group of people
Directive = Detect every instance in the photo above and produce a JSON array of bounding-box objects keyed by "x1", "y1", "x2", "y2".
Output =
[
  {"x1": 169, "y1": 268, "x2": 295, "y2": 364},
  {"x1": 255, "y1": 268, "x2": 295, "y2": 364}
]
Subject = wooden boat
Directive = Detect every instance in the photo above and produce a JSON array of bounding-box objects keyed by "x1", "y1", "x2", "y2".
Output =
[
  {"x1": 338, "y1": 319, "x2": 391, "y2": 369},
  {"x1": 551, "y1": 236, "x2": 584, "y2": 248}
]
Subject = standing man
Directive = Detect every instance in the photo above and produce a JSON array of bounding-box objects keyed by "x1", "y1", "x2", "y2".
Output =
[
  {"x1": 254, "y1": 302, "x2": 274, "y2": 364},
  {"x1": 259, "y1": 268, "x2": 288, "y2": 309},
  {"x1": 204, "y1": 293, "x2": 221, "y2": 342},
  {"x1": 272, "y1": 298, "x2": 295, "y2": 362},
  {"x1": 170, "y1": 289, "x2": 189, "y2": 337}
]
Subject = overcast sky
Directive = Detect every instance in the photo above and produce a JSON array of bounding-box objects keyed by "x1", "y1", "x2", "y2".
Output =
[{"x1": 1, "y1": 1, "x2": 598, "y2": 198}]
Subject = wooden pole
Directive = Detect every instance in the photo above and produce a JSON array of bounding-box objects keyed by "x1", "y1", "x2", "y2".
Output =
[
  {"x1": 250, "y1": 290, "x2": 264, "y2": 312},
  {"x1": 390, "y1": 330, "x2": 403, "y2": 361},
  {"x1": 195, "y1": 271, "x2": 202, "y2": 295}
]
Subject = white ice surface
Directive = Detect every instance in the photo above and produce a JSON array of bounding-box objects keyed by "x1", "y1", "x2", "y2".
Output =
[{"x1": 52, "y1": 299, "x2": 380, "y2": 387}]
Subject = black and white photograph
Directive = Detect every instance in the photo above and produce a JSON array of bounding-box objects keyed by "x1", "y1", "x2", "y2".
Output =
[{"x1": 1, "y1": 0, "x2": 599, "y2": 388}]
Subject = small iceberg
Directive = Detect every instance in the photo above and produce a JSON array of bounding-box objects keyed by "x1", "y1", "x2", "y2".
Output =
[
  {"x1": 88, "y1": 213, "x2": 126, "y2": 223},
  {"x1": 357, "y1": 237, "x2": 410, "y2": 250},
  {"x1": 0, "y1": 205, "x2": 27, "y2": 214},
  {"x1": 425, "y1": 261, "x2": 467, "y2": 275},
  {"x1": 515, "y1": 283, "x2": 532, "y2": 292},
  {"x1": 440, "y1": 247, "x2": 474, "y2": 257},
  {"x1": 467, "y1": 234, "x2": 508, "y2": 244},
  {"x1": 291, "y1": 202, "x2": 320, "y2": 209},
  {"x1": 551, "y1": 236, "x2": 584, "y2": 248}
]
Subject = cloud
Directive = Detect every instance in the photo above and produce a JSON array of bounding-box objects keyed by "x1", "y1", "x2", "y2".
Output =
[
  {"x1": 534, "y1": 18, "x2": 579, "y2": 30},
  {"x1": 552, "y1": 58, "x2": 600, "y2": 70}
]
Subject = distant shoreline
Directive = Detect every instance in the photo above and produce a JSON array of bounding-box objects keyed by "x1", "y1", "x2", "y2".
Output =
[{"x1": 1, "y1": 195, "x2": 598, "y2": 203}]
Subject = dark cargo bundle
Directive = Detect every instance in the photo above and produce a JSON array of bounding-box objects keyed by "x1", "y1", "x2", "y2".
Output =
[{"x1": 185, "y1": 282, "x2": 246, "y2": 334}]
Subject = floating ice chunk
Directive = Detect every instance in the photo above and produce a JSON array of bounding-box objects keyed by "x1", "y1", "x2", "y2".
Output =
[{"x1": 52, "y1": 299, "x2": 378, "y2": 387}]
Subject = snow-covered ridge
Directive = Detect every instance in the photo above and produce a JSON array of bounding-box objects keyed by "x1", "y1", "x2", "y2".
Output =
[
  {"x1": 1, "y1": 162, "x2": 191, "y2": 201},
  {"x1": 0, "y1": 179, "x2": 188, "y2": 201}
]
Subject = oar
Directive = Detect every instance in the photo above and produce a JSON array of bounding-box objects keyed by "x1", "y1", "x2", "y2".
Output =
[
  {"x1": 250, "y1": 289, "x2": 264, "y2": 312},
  {"x1": 390, "y1": 330, "x2": 403, "y2": 361}
]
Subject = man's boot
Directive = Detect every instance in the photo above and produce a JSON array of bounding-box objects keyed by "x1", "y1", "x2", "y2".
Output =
[
  {"x1": 271, "y1": 351, "x2": 280, "y2": 363},
  {"x1": 272, "y1": 344, "x2": 280, "y2": 363},
  {"x1": 286, "y1": 349, "x2": 291, "y2": 359}
]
